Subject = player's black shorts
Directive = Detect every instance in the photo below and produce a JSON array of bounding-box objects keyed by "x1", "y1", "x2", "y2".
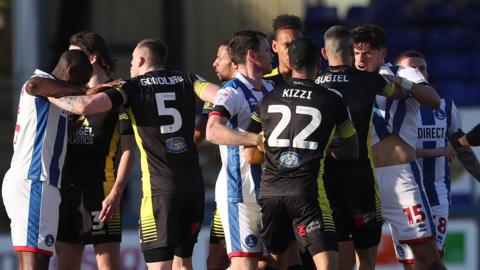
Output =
[
  {"x1": 209, "y1": 206, "x2": 225, "y2": 244},
  {"x1": 324, "y1": 164, "x2": 383, "y2": 249},
  {"x1": 140, "y1": 191, "x2": 204, "y2": 255},
  {"x1": 57, "y1": 180, "x2": 122, "y2": 244},
  {"x1": 259, "y1": 195, "x2": 338, "y2": 256}
]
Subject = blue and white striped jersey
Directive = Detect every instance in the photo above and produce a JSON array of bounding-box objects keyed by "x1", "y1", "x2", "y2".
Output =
[
  {"x1": 4, "y1": 70, "x2": 68, "y2": 188},
  {"x1": 372, "y1": 64, "x2": 428, "y2": 148},
  {"x1": 212, "y1": 73, "x2": 274, "y2": 203},
  {"x1": 416, "y1": 98, "x2": 461, "y2": 206}
]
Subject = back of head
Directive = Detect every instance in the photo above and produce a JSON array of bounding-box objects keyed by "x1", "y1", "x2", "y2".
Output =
[
  {"x1": 323, "y1": 25, "x2": 353, "y2": 61},
  {"x1": 351, "y1": 24, "x2": 386, "y2": 49},
  {"x1": 69, "y1": 31, "x2": 116, "y2": 75},
  {"x1": 272, "y1": 14, "x2": 304, "y2": 37},
  {"x1": 288, "y1": 36, "x2": 319, "y2": 73},
  {"x1": 55, "y1": 50, "x2": 93, "y2": 85},
  {"x1": 228, "y1": 30, "x2": 267, "y2": 65},
  {"x1": 136, "y1": 38, "x2": 168, "y2": 68}
]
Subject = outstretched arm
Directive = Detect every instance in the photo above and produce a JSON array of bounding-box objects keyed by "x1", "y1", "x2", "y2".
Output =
[
  {"x1": 206, "y1": 115, "x2": 261, "y2": 146},
  {"x1": 382, "y1": 74, "x2": 440, "y2": 109},
  {"x1": 48, "y1": 93, "x2": 113, "y2": 115},
  {"x1": 26, "y1": 77, "x2": 86, "y2": 98},
  {"x1": 450, "y1": 131, "x2": 480, "y2": 181}
]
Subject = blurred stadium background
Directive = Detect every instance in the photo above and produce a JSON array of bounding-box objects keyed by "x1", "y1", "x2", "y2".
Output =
[{"x1": 0, "y1": 0, "x2": 480, "y2": 269}]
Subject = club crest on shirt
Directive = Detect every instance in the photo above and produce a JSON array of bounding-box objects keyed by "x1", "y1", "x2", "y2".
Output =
[
  {"x1": 165, "y1": 137, "x2": 188, "y2": 153},
  {"x1": 396, "y1": 245, "x2": 405, "y2": 258},
  {"x1": 279, "y1": 151, "x2": 301, "y2": 168},
  {"x1": 434, "y1": 109, "x2": 445, "y2": 120}
]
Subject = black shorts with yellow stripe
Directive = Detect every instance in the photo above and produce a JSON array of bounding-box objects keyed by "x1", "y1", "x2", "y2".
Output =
[
  {"x1": 57, "y1": 180, "x2": 122, "y2": 244},
  {"x1": 209, "y1": 206, "x2": 225, "y2": 244},
  {"x1": 140, "y1": 191, "x2": 204, "y2": 252}
]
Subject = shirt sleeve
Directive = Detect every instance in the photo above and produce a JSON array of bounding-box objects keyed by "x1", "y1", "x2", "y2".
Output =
[
  {"x1": 247, "y1": 103, "x2": 263, "y2": 133},
  {"x1": 211, "y1": 86, "x2": 241, "y2": 119},
  {"x1": 104, "y1": 80, "x2": 134, "y2": 108},
  {"x1": 374, "y1": 73, "x2": 395, "y2": 97},
  {"x1": 447, "y1": 99, "x2": 462, "y2": 136},
  {"x1": 397, "y1": 66, "x2": 428, "y2": 84},
  {"x1": 185, "y1": 73, "x2": 211, "y2": 99},
  {"x1": 118, "y1": 108, "x2": 134, "y2": 135}
]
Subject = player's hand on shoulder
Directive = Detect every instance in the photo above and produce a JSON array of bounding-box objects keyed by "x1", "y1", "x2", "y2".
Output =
[{"x1": 86, "y1": 79, "x2": 125, "y2": 95}]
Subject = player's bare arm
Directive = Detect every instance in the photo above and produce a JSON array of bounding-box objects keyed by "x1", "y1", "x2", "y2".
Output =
[
  {"x1": 26, "y1": 77, "x2": 86, "y2": 98},
  {"x1": 48, "y1": 92, "x2": 113, "y2": 115},
  {"x1": 449, "y1": 131, "x2": 480, "y2": 181},
  {"x1": 416, "y1": 147, "x2": 456, "y2": 161},
  {"x1": 99, "y1": 134, "x2": 136, "y2": 223},
  {"x1": 206, "y1": 115, "x2": 261, "y2": 146},
  {"x1": 382, "y1": 74, "x2": 440, "y2": 109}
]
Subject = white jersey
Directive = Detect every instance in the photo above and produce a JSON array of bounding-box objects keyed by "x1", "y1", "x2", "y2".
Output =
[
  {"x1": 213, "y1": 73, "x2": 274, "y2": 203},
  {"x1": 3, "y1": 69, "x2": 68, "y2": 188},
  {"x1": 416, "y1": 98, "x2": 460, "y2": 207},
  {"x1": 372, "y1": 64, "x2": 428, "y2": 147}
]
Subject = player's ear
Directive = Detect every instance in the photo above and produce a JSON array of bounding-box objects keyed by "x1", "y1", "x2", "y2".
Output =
[
  {"x1": 247, "y1": 49, "x2": 256, "y2": 62},
  {"x1": 271, "y1": 39, "x2": 278, "y2": 53},
  {"x1": 88, "y1": 54, "x2": 97, "y2": 65},
  {"x1": 321, "y1": 48, "x2": 328, "y2": 61}
]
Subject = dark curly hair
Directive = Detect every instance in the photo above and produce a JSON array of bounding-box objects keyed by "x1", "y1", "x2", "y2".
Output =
[
  {"x1": 69, "y1": 31, "x2": 116, "y2": 75},
  {"x1": 351, "y1": 24, "x2": 387, "y2": 49},
  {"x1": 272, "y1": 14, "x2": 304, "y2": 38}
]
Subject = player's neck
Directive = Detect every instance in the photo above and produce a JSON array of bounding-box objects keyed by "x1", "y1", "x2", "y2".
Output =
[
  {"x1": 278, "y1": 64, "x2": 292, "y2": 79},
  {"x1": 88, "y1": 66, "x2": 110, "y2": 87},
  {"x1": 238, "y1": 65, "x2": 263, "y2": 89},
  {"x1": 292, "y1": 69, "x2": 315, "y2": 80}
]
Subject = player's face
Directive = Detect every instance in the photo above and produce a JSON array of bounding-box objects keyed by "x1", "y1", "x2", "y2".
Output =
[
  {"x1": 212, "y1": 45, "x2": 236, "y2": 82},
  {"x1": 255, "y1": 38, "x2": 273, "y2": 75},
  {"x1": 354, "y1": 42, "x2": 386, "y2": 72},
  {"x1": 398, "y1": 57, "x2": 428, "y2": 80},
  {"x1": 130, "y1": 47, "x2": 143, "y2": 78},
  {"x1": 272, "y1": 28, "x2": 301, "y2": 71}
]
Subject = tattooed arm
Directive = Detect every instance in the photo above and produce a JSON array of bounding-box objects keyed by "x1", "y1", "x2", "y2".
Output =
[
  {"x1": 450, "y1": 132, "x2": 480, "y2": 182},
  {"x1": 48, "y1": 92, "x2": 113, "y2": 115}
]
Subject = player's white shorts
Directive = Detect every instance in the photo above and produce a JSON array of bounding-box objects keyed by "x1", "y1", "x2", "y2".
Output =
[
  {"x1": 2, "y1": 177, "x2": 61, "y2": 256},
  {"x1": 217, "y1": 201, "x2": 266, "y2": 258},
  {"x1": 392, "y1": 201, "x2": 449, "y2": 263},
  {"x1": 376, "y1": 162, "x2": 435, "y2": 262}
]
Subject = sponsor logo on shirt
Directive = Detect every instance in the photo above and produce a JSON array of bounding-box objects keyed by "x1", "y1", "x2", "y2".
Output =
[
  {"x1": 279, "y1": 151, "x2": 301, "y2": 168},
  {"x1": 165, "y1": 137, "x2": 188, "y2": 153}
]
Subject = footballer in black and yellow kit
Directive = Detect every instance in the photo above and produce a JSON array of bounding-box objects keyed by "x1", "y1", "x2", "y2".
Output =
[
  {"x1": 103, "y1": 70, "x2": 210, "y2": 260},
  {"x1": 315, "y1": 65, "x2": 395, "y2": 248},
  {"x1": 58, "y1": 108, "x2": 133, "y2": 244},
  {"x1": 248, "y1": 77, "x2": 357, "y2": 257}
]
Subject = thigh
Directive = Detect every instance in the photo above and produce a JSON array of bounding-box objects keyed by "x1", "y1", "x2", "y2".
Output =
[
  {"x1": 81, "y1": 181, "x2": 122, "y2": 245},
  {"x1": 258, "y1": 196, "x2": 292, "y2": 255},
  {"x1": 4, "y1": 179, "x2": 60, "y2": 255},
  {"x1": 217, "y1": 201, "x2": 264, "y2": 258},
  {"x1": 57, "y1": 184, "x2": 82, "y2": 243},
  {"x1": 175, "y1": 191, "x2": 204, "y2": 258},
  {"x1": 139, "y1": 193, "x2": 177, "y2": 251},
  {"x1": 377, "y1": 163, "x2": 435, "y2": 244},
  {"x1": 288, "y1": 195, "x2": 338, "y2": 256}
]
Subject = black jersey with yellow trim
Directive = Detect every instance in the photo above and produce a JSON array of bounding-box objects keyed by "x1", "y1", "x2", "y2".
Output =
[
  {"x1": 315, "y1": 65, "x2": 391, "y2": 169},
  {"x1": 105, "y1": 70, "x2": 205, "y2": 195},
  {"x1": 247, "y1": 78, "x2": 355, "y2": 197},
  {"x1": 263, "y1": 67, "x2": 285, "y2": 87},
  {"x1": 62, "y1": 108, "x2": 133, "y2": 184}
]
